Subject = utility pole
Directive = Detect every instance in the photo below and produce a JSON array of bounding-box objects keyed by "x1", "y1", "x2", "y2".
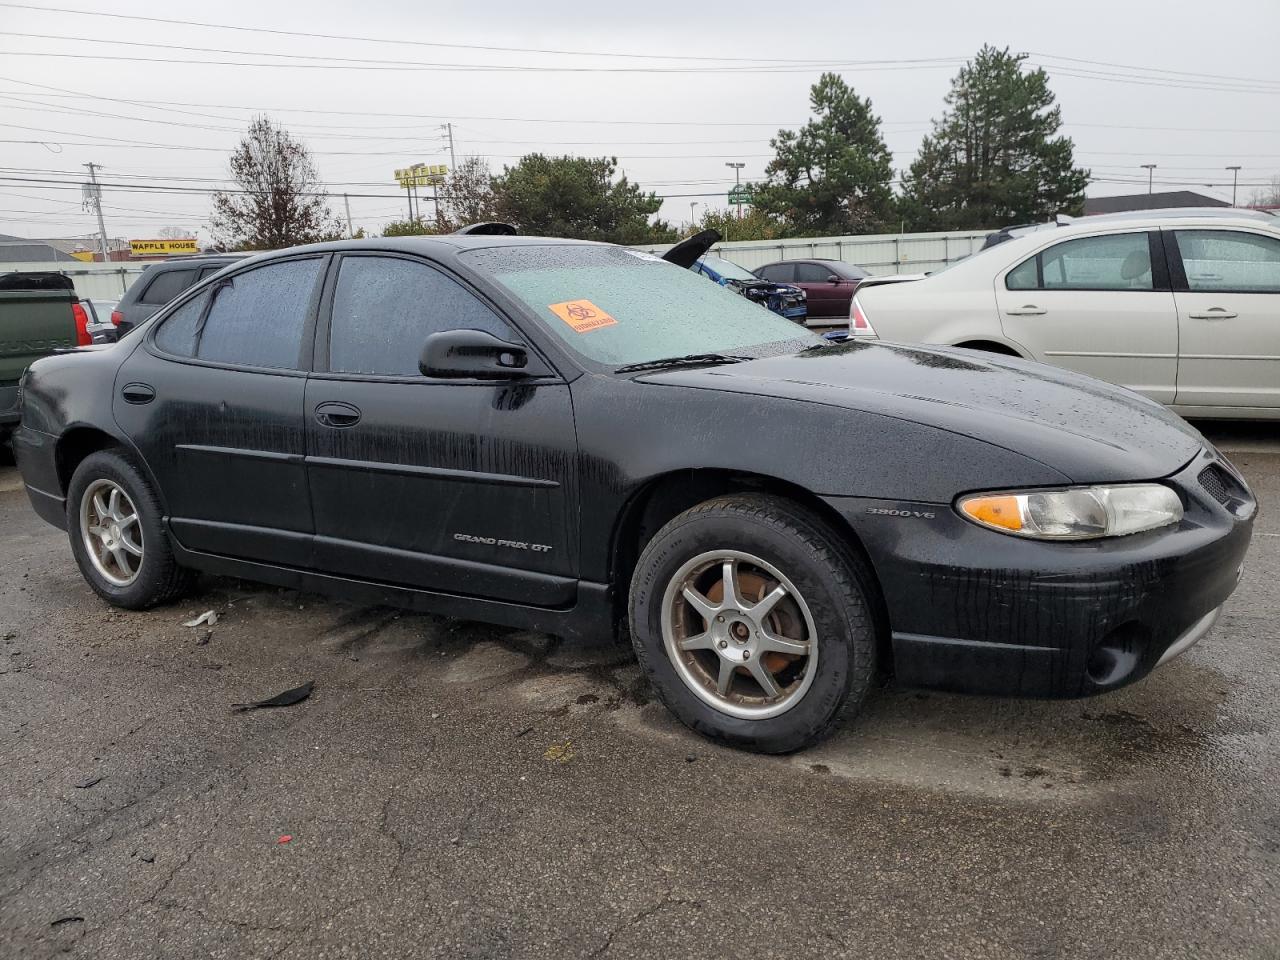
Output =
[
  {"x1": 725, "y1": 162, "x2": 745, "y2": 219},
  {"x1": 442, "y1": 123, "x2": 457, "y2": 170},
  {"x1": 689, "y1": 201, "x2": 699, "y2": 232},
  {"x1": 1226, "y1": 166, "x2": 1242, "y2": 207},
  {"x1": 343, "y1": 193, "x2": 353, "y2": 237},
  {"x1": 83, "y1": 162, "x2": 110, "y2": 262},
  {"x1": 1141, "y1": 163, "x2": 1157, "y2": 195}
]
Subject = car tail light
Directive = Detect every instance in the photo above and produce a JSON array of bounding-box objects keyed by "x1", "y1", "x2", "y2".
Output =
[
  {"x1": 849, "y1": 294, "x2": 877, "y2": 337},
  {"x1": 72, "y1": 301, "x2": 92, "y2": 346},
  {"x1": 110, "y1": 309, "x2": 124, "y2": 326}
]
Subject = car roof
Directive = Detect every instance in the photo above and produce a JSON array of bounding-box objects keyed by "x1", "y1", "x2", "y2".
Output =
[
  {"x1": 220, "y1": 235, "x2": 599, "y2": 271},
  {"x1": 758, "y1": 258, "x2": 842, "y2": 266},
  {"x1": 143, "y1": 253, "x2": 245, "y2": 271}
]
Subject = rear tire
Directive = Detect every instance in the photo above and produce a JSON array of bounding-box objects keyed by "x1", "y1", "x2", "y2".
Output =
[
  {"x1": 66, "y1": 449, "x2": 194, "y2": 609},
  {"x1": 629, "y1": 494, "x2": 878, "y2": 754}
]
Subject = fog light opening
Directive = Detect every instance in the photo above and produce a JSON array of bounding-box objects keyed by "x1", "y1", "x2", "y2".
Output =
[{"x1": 1086, "y1": 622, "x2": 1148, "y2": 687}]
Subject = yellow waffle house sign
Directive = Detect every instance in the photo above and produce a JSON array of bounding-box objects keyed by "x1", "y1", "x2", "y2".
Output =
[
  {"x1": 394, "y1": 164, "x2": 448, "y2": 188},
  {"x1": 130, "y1": 239, "x2": 199, "y2": 256}
]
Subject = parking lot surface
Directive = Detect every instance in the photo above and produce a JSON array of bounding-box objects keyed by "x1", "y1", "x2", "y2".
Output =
[{"x1": 1, "y1": 424, "x2": 1278, "y2": 960}]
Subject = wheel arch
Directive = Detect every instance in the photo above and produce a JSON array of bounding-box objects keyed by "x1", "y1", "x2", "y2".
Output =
[
  {"x1": 609, "y1": 468, "x2": 892, "y2": 664},
  {"x1": 55, "y1": 425, "x2": 124, "y2": 494},
  {"x1": 951, "y1": 338, "x2": 1025, "y2": 357},
  {"x1": 54, "y1": 426, "x2": 164, "y2": 514}
]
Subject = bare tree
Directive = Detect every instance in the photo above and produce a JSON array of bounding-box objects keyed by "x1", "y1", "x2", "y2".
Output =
[
  {"x1": 211, "y1": 116, "x2": 339, "y2": 250},
  {"x1": 1247, "y1": 175, "x2": 1280, "y2": 208},
  {"x1": 440, "y1": 155, "x2": 497, "y2": 228}
]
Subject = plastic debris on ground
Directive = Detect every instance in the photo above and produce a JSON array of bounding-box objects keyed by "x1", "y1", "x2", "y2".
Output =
[{"x1": 231, "y1": 680, "x2": 315, "y2": 713}]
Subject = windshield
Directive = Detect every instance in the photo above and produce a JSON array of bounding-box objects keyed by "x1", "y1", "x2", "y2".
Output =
[
  {"x1": 461, "y1": 244, "x2": 820, "y2": 368},
  {"x1": 699, "y1": 255, "x2": 758, "y2": 282}
]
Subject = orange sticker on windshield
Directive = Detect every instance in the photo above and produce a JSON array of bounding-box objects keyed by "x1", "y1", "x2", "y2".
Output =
[{"x1": 548, "y1": 299, "x2": 618, "y2": 333}]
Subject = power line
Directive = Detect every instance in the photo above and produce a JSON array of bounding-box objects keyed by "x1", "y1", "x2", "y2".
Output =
[
  {"x1": 0, "y1": 46, "x2": 966, "y2": 75},
  {"x1": 0, "y1": 29, "x2": 972, "y2": 75},
  {"x1": 5, "y1": 3, "x2": 1278, "y2": 91},
  {"x1": 1027, "y1": 52, "x2": 1280, "y2": 90}
]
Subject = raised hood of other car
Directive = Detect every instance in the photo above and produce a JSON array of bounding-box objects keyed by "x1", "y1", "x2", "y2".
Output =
[
  {"x1": 642, "y1": 340, "x2": 1205, "y2": 484},
  {"x1": 660, "y1": 229, "x2": 722, "y2": 269}
]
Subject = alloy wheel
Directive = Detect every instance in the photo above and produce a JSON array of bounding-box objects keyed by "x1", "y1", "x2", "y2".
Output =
[
  {"x1": 660, "y1": 549, "x2": 818, "y2": 720},
  {"x1": 79, "y1": 479, "x2": 144, "y2": 587}
]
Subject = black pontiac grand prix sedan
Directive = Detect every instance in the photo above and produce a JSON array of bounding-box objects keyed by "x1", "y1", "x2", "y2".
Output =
[{"x1": 12, "y1": 236, "x2": 1256, "y2": 753}]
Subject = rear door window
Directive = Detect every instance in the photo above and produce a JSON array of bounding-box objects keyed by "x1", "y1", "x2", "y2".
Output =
[
  {"x1": 327, "y1": 255, "x2": 514, "y2": 377},
  {"x1": 152, "y1": 257, "x2": 323, "y2": 369},
  {"x1": 1174, "y1": 230, "x2": 1280, "y2": 292},
  {"x1": 757, "y1": 263, "x2": 793, "y2": 282},
  {"x1": 140, "y1": 268, "x2": 198, "y2": 305}
]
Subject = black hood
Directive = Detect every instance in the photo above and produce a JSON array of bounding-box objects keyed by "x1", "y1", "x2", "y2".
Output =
[
  {"x1": 661, "y1": 229, "x2": 722, "y2": 269},
  {"x1": 644, "y1": 340, "x2": 1205, "y2": 484}
]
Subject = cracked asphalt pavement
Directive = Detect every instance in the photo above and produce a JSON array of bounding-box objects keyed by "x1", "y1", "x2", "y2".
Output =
[{"x1": 1, "y1": 423, "x2": 1278, "y2": 959}]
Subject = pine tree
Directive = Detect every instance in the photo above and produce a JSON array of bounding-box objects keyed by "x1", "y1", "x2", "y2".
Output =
[
  {"x1": 901, "y1": 46, "x2": 1089, "y2": 231},
  {"x1": 752, "y1": 73, "x2": 896, "y2": 236}
]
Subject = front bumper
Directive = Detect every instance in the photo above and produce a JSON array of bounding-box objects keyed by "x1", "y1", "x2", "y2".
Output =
[{"x1": 826, "y1": 448, "x2": 1255, "y2": 698}]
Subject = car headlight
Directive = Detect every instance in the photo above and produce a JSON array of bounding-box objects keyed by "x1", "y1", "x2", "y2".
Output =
[{"x1": 958, "y1": 484, "x2": 1183, "y2": 540}]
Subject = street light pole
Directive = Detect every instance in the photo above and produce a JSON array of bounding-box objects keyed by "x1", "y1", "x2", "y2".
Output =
[
  {"x1": 1226, "y1": 166, "x2": 1242, "y2": 207},
  {"x1": 1141, "y1": 163, "x2": 1157, "y2": 195},
  {"x1": 725, "y1": 161, "x2": 745, "y2": 219},
  {"x1": 690, "y1": 201, "x2": 699, "y2": 232}
]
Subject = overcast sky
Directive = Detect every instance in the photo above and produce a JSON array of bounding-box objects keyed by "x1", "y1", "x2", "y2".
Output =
[{"x1": 2, "y1": 0, "x2": 1278, "y2": 244}]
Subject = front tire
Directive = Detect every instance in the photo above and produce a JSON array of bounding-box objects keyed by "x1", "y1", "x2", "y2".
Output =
[
  {"x1": 629, "y1": 494, "x2": 878, "y2": 754},
  {"x1": 66, "y1": 449, "x2": 193, "y2": 609}
]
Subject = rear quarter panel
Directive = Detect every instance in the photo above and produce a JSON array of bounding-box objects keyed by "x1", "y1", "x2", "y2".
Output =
[{"x1": 855, "y1": 282, "x2": 1013, "y2": 350}]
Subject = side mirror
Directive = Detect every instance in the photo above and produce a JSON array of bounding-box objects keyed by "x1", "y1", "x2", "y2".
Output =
[
  {"x1": 419, "y1": 329, "x2": 545, "y2": 379},
  {"x1": 826, "y1": 274, "x2": 841, "y2": 283}
]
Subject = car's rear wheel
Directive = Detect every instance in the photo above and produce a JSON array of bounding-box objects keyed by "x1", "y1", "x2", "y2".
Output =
[
  {"x1": 67, "y1": 449, "x2": 194, "y2": 609},
  {"x1": 629, "y1": 494, "x2": 877, "y2": 753}
]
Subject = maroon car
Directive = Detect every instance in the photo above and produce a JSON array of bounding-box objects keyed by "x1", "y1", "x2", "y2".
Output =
[{"x1": 754, "y1": 259, "x2": 870, "y2": 322}]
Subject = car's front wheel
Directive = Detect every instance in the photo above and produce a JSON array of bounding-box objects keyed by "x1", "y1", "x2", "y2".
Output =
[
  {"x1": 66, "y1": 449, "x2": 193, "y2": 609},
  {"x1": 629, "y1": 494, "x2": 878, "y2": 753}
]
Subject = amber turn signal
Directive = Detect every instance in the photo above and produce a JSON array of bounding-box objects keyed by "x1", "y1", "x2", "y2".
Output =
[{"x1": 960, "y1": 495, "x2": 1024, "y2": 532}]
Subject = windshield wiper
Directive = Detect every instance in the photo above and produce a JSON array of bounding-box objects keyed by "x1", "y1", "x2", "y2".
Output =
[{"x1": 614, "y1": 353, "x2": 751, "y2": 374}]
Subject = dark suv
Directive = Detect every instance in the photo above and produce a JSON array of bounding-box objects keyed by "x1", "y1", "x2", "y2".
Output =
[{"x1": 112, "y1": 255, "x2": 244, "y2": 335}]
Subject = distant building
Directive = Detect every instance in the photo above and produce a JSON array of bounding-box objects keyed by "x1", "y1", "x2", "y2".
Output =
[
  {"x1": 1083, "y1": 191, "x2": 1230, "y2": 216},
  {"x1": 0, "y1": 232, "x2": 83, "y2": 264}
]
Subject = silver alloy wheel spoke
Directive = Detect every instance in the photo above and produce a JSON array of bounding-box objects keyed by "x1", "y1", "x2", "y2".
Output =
[
  {"x1": 747, "y1": 659, "x2": 781, "y2": 698},
  {"x1": 110, "y1": 545, "x2": 131, "y2": 574},
  {"x1": 682, "y1": 586, "x2": 718, "y2": 626},
  {"x1": 749, "y1": 584, "x2": 788, "y2": 622},
  {"x1": 757, "y1": 630, "x2": 810, "y2": 657},
  {"x1": 119, "y1": 530, "x2": 143, "y2": 557},
  {"x1": 716, "y1": 658, "x2": 736, "y2": 695},
  {"x1": 678, "y1": 632, "x2": 714, "y2": 652},
  {"x1": 721, "y1": 559, "x2": 740, "y2": 606}
]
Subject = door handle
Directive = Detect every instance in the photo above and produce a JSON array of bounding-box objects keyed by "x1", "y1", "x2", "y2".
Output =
[
  {"x1": 1187, "y1": 308, "x2": 1238, "y2": 320},
  {"x1": 120, "y1": 382, "x2": 155, "y2": 404},
  {"x1": 314, "y1": 401, "x2": 361, "y2": 428},
  {"x1": 1004, "y1": 305, "x2": 1047, "y2": 316}
]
